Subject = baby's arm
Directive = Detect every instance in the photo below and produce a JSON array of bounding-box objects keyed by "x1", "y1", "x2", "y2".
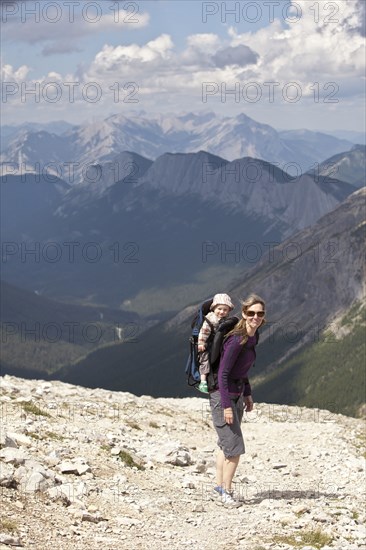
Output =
[{"x1": 198, "y1": 320, "x2": 212, "y2": 352}]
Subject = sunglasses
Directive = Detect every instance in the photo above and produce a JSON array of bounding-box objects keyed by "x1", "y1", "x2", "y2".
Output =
[{"x1": 246, "y1": 310, "x2": 265, "y2": 318}]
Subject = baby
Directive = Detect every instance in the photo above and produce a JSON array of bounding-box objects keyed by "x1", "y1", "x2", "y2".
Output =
[{"x1": 197, "y1": 293, "x2": 234, "y2": 393}]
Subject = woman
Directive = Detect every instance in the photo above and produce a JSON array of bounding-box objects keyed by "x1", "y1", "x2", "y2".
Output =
[{"x1": 209, "y1": 293, "x2": 266, "y2": 506}]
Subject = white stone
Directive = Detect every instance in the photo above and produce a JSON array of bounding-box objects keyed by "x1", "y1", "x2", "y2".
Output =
[
  {"x1": 117, "y1": 517, "x2": 142, "y2": 527},
  {"x1": 47, "y1": 482, "x2": 87, "y2": 503},
  {"x1": 313, "y1": 513, "x2": 330, "y2": 523},
  {"x1": 0, "y1": 533, "x2": 22, "y2": 546},
  {"x1": 21, "y1": 472, "x2": 49, "y2": 493},
  {"x1": 4, "y1": 435, "x2": 18, "y2": 449},
  {"x1": 0, "y1": 462, "x2": 15, "y2": 488},
  {"x1": 75, "y1": 463, "x2": 91, "y2": 476},
  {"x1": 58, "y1": 461, "x2": 75, "y2": 473},
  {"x1": 57, "y1": 460, "x2": 90, "y2": 475},
  {"x1": 182, "y1": 480, "x2": 195, "y2": 489},
  {"x1": 6, "y1": 432, "x2": 32, "y2": 447},
  {"x1": 81, "y1": 512, "x2": 101, "y2": 523},
  {"x1": 23, "y1": 460, "x2": 48, "y2": 476},
  {"x1": 88, "y1": 505, "x2": 98, "y2": 513},
  {"x1": 0, "y1": 448, "x2": 28, "y2": 465}
]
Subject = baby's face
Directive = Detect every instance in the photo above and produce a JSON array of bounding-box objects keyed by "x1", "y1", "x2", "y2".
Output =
[{"x1": 213, "y1": 305, "x2": 231, "y2": 319}]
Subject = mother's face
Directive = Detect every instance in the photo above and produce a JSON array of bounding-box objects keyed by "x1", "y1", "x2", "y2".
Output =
[{"x1": 242, "y1": 302, "x2": 265, "y2": 330}]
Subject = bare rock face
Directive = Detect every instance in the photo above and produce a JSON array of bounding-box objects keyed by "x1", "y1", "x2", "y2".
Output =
[{"x1": 0, "y1": 374, "x2": 365, "y2": 550}]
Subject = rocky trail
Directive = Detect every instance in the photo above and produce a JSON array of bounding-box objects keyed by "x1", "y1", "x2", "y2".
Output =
[{"x1": 0, "y1": 375, "x2": 365, "y2": 550}]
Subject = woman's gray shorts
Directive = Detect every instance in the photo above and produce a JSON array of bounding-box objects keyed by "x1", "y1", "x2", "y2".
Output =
[{"x1": 209, "y1": 390, "x2": 245, "y2": 458}]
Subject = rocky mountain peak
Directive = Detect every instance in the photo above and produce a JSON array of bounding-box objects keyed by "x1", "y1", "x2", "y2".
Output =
[{"x1": 1, "y1": 113, "x2": 357, "y2": 182}]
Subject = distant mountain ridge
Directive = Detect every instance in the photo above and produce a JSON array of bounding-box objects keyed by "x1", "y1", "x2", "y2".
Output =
[
  {"x1": 313, "y1": 129, "x2": 366, "y2": 145},
  {"x1": 307, "y1": 145, "x2": 366, "y2": 188},
  {"x1": 0, "y1": 112, "x2": 356, "y2": 183},
  {"x1": 1, "y1": 148, "x2": 357, "y2": 312},
  {"x1": 0, "y1": 121, "x2": 76, "y2": 151}
]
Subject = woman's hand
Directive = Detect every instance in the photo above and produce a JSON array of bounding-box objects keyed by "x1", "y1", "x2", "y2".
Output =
[
  {"x1": 198, "y1": 344, "x2": 205, "y2": 352},
  {"x1": 244, "y1": 395, "x2": 254, "y2": 412},
  {"x1": 224, "y1": 407, "x2": 234, "y2": 424}
]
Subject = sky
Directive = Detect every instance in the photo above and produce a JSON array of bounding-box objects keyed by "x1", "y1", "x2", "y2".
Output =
[{"x1": 1, "y1": 0, "x2": 365, "y2": 132}]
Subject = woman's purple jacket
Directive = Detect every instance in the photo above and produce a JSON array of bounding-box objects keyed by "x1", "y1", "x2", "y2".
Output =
[{"x1": 218, "y1": 333, "x2": 257, "y2": 409}]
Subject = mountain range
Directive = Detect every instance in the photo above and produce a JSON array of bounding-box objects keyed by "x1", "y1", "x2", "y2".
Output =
[
  {"x1": 1, "y1": 112, "x2": 359, "y2": 183},
  {"x1": 55, "y1": 188, "x2": 366, "y2": 417},
  {"x1": 1, "y1": 111, "x2": 365, "y2": 418},
  {"x1": 1, "y1": 145, "x2": 360, "y2": 314}
]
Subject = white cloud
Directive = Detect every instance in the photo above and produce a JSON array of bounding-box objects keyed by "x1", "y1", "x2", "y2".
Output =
[
  {"x1": 2, "y1": 0, "x2": 365, "y2": 129},
  {"x1": 81, "y1": 0, "x2": 364, "y2": 100},
  {"x1": 186, "y1": 34, "x2": 221, "y2": 51},
  {"x1": 227, "y1": 0, "x2": 365, "y2": 86},
  {"x1": 91, "y1": 34, "x2": 174, "y2": 71},
  {"x1": 180, "y1": 33, "x2": 221, "y2": 66},
  {"x1": 1, "y1": 62, "x2": 30, "y2": 81}
]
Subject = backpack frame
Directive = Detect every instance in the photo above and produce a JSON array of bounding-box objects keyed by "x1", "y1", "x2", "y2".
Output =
[
  {"x1": 185, "y1": 299, "x2": 214, "y2": 388},
  {"x1": 185, "y1": 298, "x2": 241, "y2": 391}
]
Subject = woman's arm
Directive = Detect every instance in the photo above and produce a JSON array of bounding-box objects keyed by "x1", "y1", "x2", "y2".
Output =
[
  {"x1": 218, "y1": 336, "x2": 243, "y2": 410},
  {"x1": 243, "y1": 378, "x2": 251, "y2": 397},
  {"x1": 244, "y1": 395, "x2": 253, "y2": 412}
]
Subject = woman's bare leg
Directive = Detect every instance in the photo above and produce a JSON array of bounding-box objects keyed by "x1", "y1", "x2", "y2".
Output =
[{"x1": 216, "y1": 450, "x2": 240, "y2": 492}]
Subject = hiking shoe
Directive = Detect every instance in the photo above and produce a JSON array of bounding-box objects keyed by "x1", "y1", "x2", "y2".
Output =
[
  {"x1": 213, "y1": 486, "x2": 224, "y2": 496},
  {"x1": 218, "y1": 489, "x2": 241, "y2": 507},
  {"x1": 198, "y1": 382, "x2": 209, "y2": 393}
]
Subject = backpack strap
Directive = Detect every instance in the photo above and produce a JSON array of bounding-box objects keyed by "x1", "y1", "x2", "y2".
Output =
[
  {"x1": 203, "y1": 316, "x2": 215, "y2": 332},
  {"x1": 207, "y1": 327, "x2": 260, "y2": 391}
]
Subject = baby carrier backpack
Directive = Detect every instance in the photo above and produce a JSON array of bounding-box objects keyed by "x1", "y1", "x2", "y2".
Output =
[{"x1": 185, "y1": 298, "x2": 239, "y2": 391}]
